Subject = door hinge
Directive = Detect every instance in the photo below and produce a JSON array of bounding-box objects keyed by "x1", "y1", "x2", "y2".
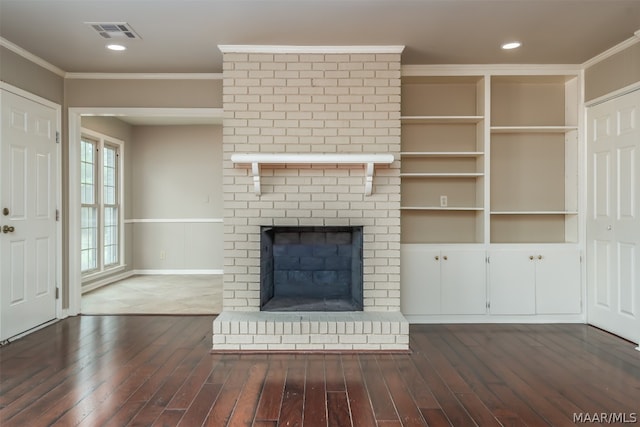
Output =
[
  {"x1": 55, "y1": 287, "x2": 59, "y2": 299},
  {"x1": 486, "y1": 301, "x2": 491, "y2": 310},
  {"x1": 486, "y1": 256, "x2": 490, "y2": 264},
  {"x1": 55, "y1": 209, "x2": 60, "y2": 221},
  {"x1": 55, "y1": 131, "x2": 60, "y2": 144}
]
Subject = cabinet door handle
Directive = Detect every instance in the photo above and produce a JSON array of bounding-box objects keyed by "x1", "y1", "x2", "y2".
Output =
[
  {"x1": 538, "y1": 255, "x2": 543, "y2": 260},
  {"x1": 443, "y1": 255, "x2": 448, "y2": 261},
  {"x1": 435, "y1": 256, "x2": 439, "y2": 261},
  {"x1": 529, "y1": 255, "x2": 534, "y2": 260}
]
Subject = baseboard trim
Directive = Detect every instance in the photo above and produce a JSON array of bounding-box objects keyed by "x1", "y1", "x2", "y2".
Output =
[
  {"x1": 81, "y1": 269, "x2": 224, "y2": 295},
  {"x1": 131, "y1": 269, "x2": 224, "y2": 275},
  {"x1": 82, "y1": 270, "x2": 136, "y2": 294}
]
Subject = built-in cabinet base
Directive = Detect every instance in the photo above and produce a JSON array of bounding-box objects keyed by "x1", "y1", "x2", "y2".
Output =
[{"x1": 401, "y1": 244, "x2": 583, "y2": 322}]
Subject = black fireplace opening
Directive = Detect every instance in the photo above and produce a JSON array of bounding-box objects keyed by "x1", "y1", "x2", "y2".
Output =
[{"x1": 260, "y1": 226, "x2": 364, "y2": 311}]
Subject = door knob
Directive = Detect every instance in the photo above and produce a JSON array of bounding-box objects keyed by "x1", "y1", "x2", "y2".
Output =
[{"x1": 2, "y1": 225, "x2": 15, "y2": 233}]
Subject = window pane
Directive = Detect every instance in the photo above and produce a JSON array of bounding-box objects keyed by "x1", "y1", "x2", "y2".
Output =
[
  {"x1": 80, "y1": 140, "x2": 95, "y2": 205},
  {"x1": 104, "y1": 207, "x2": 118, "y2": 266},
  {"x1": 81, "y1": 206, "x2": 97, "y2": 272},
  {"x1": 103, "y1": 146, "x2": 117, "y2": 205}
]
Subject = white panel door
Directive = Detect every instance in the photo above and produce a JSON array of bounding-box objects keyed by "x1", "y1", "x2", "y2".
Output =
[
  {"x1": 587, "y1": 90, "x2": 640, "y2": 344},
  {"x1": 488, "y1": 251, "x2": 536, "y2": 314},
  {"x1": 1, "y1": 89, "x2": 57, "y2": 341}
]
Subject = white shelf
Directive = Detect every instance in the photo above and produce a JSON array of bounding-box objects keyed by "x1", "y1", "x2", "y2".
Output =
[
  {"x1": 402, "y1": 206, "x2": 484, "y2": 211},
  {"x1": 490, "y1": 211, "x2": 578, "y2": 215},
  {"x1": 230, "y1": 153, "x2": 395, "y2": 196},
  {"x1": 490, "y1": 126, "x2": 578, "y2": 134},
  {"x1": 401, "y1": 172, "x2": 484, "y2": 178},
  {"x1": 400, "y1": 151, "x2": 484, "y2": 157},
  {"x1": 402, "y1": 116, "x2": 484, "y2": 124}
]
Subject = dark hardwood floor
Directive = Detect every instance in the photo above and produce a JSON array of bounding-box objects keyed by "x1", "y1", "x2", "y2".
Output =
[{"x1": 1, "y1": 316, "x2": 639, "y2": 426}]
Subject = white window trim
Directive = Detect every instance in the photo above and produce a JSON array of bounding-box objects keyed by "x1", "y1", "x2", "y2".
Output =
[{"x1": 80, "y1": 128, "x2": 125, "y2": 281}]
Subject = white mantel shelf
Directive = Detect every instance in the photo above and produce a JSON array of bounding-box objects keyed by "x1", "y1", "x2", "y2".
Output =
[{"x1": 231, "y1": 153, "x2": 395, "y2": 196}]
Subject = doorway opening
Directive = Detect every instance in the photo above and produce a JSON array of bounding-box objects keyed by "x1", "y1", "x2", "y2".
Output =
[{"x1": 68, "y1": 108, "x2": 224, "y2": 315}]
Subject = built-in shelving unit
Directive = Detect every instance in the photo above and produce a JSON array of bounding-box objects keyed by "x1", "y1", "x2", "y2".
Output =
[
  {"x1": 400, "y1": 69, "x2": 583, "y2": 322},
  {"x1": 489, "y1": 75, "x2": 579, "y2": 243},
  {"x1": 400, "y1": 76, "x2": 485, "y2": 244}
]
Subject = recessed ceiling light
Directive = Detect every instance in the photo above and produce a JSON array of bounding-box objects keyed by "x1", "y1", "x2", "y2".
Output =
[
  {"x1": 106, "y1": 44, "x2": 126, "y2": 51},
  {"x1": 501, "y1": 41, "x2": 521, "y2": 50}
]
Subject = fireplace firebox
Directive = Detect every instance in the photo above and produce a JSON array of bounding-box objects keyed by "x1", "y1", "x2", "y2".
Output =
[{"x1": 260, "y1": 226, "x2": 364, "y2": 311}]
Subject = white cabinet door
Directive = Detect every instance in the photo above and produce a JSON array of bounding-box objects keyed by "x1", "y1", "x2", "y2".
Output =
[
  {"x1": 535, "y1": 250, "x2": 581, "y2": 314},
  {"x1": 490, "y1": 249, "x2": 581, "y2": 315},
  {"x1": 489, "y1": 251, "x2": 536, "y2": 314},
  {"x1": 401, "y1": 247, "x2": 441, "y2": 315},
  {"x1": 402, "y1": 247, "x2": 486, "y2": 316},
  {"x1": 441, "y1": 251, "x2": 487, "y2": 314}
]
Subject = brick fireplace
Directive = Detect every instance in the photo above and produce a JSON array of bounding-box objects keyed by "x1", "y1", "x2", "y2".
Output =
[{"x1": 212, "y1": 45, "x2": 409, "y2": 351}]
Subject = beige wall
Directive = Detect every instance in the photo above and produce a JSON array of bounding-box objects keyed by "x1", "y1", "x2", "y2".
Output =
[
  {"x1": 65, "y1": 79, "x2": 222, "y2": 108},
  {"x1": 0, "y1": 46, "x2": 64, "y2": 104},
  {"x1": 130, "y1": 125, "x2": 223, "y2": 270},
  {"x1": 585, "y1": 42, "x2": 640, "y2": 102},
  {"x1": 78, "y1": 121, "x2": 224, "y2": 283}
]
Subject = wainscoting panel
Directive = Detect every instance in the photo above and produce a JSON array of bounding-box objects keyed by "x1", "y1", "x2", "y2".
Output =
[{"x1": 130, "y1": 219, "x2": 223, "y2": 271}]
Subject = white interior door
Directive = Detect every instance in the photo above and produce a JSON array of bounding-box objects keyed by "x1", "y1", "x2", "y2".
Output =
[
  {"x1": 1, "y1": 88, "x2": 58, "y2": 341},
  {"x1": 587, "y1": 89, "x2": 640, "y2": 344}
]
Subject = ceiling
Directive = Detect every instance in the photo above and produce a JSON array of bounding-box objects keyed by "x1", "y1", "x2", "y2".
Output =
[{"x1": 1, "y1": 0, "x2": 640, "y2": 74}]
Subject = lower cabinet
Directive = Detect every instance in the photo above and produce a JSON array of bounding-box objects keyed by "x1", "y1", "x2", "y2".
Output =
[
  {"x1": 488, "y1": 249, "x2": 581, "y2": 315},
  {"x1": 401, "y1": 246, "x2": 487, "y2": 315},
  {"x1": 401, "y1": 245, "x2": 582, "y2": 318}
]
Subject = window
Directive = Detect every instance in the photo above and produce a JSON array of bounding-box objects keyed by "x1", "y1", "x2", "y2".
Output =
[{"x1": 80, "y1": 129, "x2": 123, "y2": 275}]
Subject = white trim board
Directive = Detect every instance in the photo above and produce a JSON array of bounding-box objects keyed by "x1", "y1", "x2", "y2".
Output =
[
  {"x1": 582, "y1": 30, "x2": 640, "y2": 69},
  {"x1": 584, "y1": 82, "x2": 640, "y2": 107},
  {"x1": 66, "y1": 73, "x2": 222, "y2": 80},
  {"x1": 125, "y1": 218, "x2": 224, "y2": 224},
  {"x1": 132, "y1": 269, "x2": 224, "y2": 275},
  {"x1": 77, "y1": 107, "x2": 223, "y2": 120},
  {"x1": 0, "y1": 37, "x2": 66, "y2": 77},
  {"x1": 402, "y1": 64, "x2": 582, "y2": 76},
  {"x1": 218, "y1": 45, "x2": 405, "y2": 54}
]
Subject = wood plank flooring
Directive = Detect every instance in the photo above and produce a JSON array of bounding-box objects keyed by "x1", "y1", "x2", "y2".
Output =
[{"x1": 1, "y1": 316, "x2": 639, "y2": 426}]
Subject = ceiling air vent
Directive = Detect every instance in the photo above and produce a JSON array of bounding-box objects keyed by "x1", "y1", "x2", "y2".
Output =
[{"x1": 86, "y1": 22, "x2": 141, "y2": 40}]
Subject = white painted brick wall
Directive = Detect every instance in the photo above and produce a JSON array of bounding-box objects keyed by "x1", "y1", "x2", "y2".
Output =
[{"x1": 222, "y1": 51, "x2": 401, "y2": 313}]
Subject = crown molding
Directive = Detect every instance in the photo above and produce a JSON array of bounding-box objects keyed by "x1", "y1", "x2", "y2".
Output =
[
  {"x1": 218, "y1": 45, "x2": 405, "y2": 54},
  {"x1": 402, "y1": 64, "x2": 581, "y2": 76},
  {"x1": 582, "y1": 29, "x2": 640, "y2": 69},
  {"x1": 0, "y1": 37, "x2": 66, "y2": 77},
  {"x1": 65, "y1": 72, "x2": 223, "y2": 80}
]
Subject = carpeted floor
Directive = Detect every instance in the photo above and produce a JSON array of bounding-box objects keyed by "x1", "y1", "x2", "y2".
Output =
[{"x1": 81, "y1": 274, "x2": 223, "y2": 315}]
